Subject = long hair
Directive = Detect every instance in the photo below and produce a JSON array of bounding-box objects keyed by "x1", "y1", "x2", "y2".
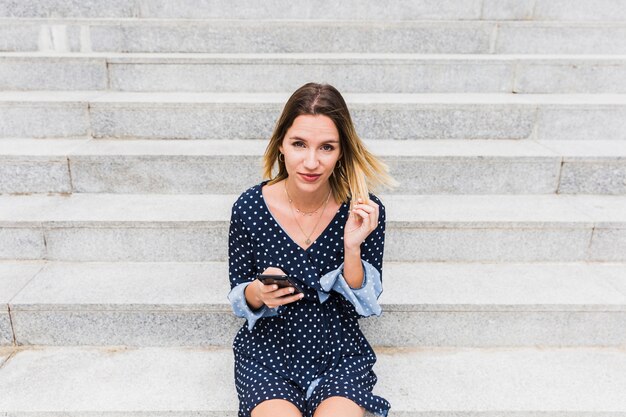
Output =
[{"x1": 262, "y1": 82, "x2": 399, "y2": 209}]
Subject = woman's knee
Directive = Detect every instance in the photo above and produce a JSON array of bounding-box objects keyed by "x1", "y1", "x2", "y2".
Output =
[
  {"x1": 251, "y1": 398, "x2": 302, "y2": 417},
  {"x1": 313, "y1": 396, "x2": 365, "y2": 417}
]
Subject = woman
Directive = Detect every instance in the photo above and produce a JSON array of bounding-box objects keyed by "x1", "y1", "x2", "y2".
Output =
[{"x1": 227, "y1": 82, "x2": 398, "y2": 417}]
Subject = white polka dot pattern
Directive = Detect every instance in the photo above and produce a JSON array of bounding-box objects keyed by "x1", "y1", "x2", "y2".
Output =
[{"x1": 226, "y1": 179, "x2": 390, "y2": 417}]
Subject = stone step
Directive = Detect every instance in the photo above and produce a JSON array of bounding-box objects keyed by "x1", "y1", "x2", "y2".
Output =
[
  {"x1": 4, "y1": 52, "x2": 626, "y2": 93},
  {"x1": 2, "y1": 19, "x2": 626, "y2": 54},
  {"x1": 2, "y1": 138, "x2": 626, "y2": 195},
  {"x1": 1, "y1": 91, "x2": 625, "y2": 140},
  {"x1": 2, "y1": 260, "x2": 626, "y2": 347},
  {"x1": 1, "y1": 344, "x2": 625, "y2": 416},
  {"x1": 2, "y1": 0, "x2": 626, "y2": 21},
  {"x1": 1, "y1": 193, "x2": 624, "y2": 262}
]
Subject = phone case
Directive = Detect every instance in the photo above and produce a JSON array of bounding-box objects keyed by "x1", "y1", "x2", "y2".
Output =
[{"x1": 256, "y1": 273, "x2": 304, "y2": 295}]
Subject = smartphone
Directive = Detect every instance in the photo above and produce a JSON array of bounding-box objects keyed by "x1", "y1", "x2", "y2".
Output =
[{"x1": 256, "y1": 273, "x2": 304, "y2": 295}]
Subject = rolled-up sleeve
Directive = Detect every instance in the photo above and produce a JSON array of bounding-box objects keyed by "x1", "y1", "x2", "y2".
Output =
[
  {"x1": 228, "y1": 281, "x2": 279, "y2": 331},
  {"x1": 317, "y1": 259, "x2": 383, "y2": 317}
]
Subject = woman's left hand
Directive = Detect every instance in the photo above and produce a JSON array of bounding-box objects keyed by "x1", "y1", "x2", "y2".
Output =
[{"x1": 344, "y1": 197, "x2": 379, "y2": 251}]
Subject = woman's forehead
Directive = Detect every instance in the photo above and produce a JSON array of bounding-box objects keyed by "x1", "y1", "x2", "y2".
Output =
[{"x1": 289, "y1": 114, "x2": 339, "y2": 137}]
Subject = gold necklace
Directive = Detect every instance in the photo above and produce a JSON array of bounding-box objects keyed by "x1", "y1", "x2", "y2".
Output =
[
  {"x1": 283, "y1": 179, "x2": 330, "y2": 216},
  {"x1": 284, "y1": 179, "x2": 331, "y2": 245}
]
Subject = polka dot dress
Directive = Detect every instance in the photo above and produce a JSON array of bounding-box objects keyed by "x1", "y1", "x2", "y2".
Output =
[{"x1": 228, "y1": 179, "x2": 391, "y2": 417}]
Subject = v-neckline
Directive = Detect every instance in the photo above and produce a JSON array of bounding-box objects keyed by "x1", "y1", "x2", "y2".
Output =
[{"x1": 259, "y1": 179, "x2": 347, "y2": 252}]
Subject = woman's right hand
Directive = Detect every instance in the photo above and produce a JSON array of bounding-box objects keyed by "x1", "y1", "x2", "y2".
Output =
[{"x1": 255, "y1": 266, "x2": 305, "y2": 309}]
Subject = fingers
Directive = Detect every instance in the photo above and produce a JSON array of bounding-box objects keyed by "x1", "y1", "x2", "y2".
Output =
[
  {"x1": 352, "y1": 199, "x2": 379, "y2": 230},
  {"x1": 266, "y1": 291, "x2": 303, "y2": 308},
  {"x1": 258, "y1": 282, "x2": 304, "y2": 308},
  {"x1": 263, "y1": 266, "x2": 286, "y2": 275}
]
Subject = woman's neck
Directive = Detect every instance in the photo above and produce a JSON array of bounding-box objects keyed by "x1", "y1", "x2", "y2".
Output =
[{"x1": 284, "y1": 178, "x2": 332, "y2": 211}]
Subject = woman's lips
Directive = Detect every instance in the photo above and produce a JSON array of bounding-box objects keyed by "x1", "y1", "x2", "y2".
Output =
[{"x1": 299, "y1": 173, "x2": 321, "y2": 182}]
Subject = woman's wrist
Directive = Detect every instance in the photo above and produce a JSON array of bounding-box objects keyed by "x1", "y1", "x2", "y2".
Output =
[
  {"x1": 343, "y1": 245, "x2": 364, "y2": 289},
  {"x1": 244, "y1": 280, "x2": 265, "y2": 311},
  {"x1": 344, "y1": 243, "x2": 361, "y2": 255}
]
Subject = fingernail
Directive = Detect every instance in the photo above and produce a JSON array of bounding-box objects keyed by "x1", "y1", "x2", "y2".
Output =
[
  {"x1": 273, "y1": 285, "x2": 278, "y2": 290},
  {"x1": 289, "y1": 288, "x2": 294, "y2": 293}
]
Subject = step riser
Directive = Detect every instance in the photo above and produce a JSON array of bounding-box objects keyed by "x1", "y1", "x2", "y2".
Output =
[
  {"x1": 3, "y1": 58, "x2": 626, "y2": 94},
  {"x1": 2, "y1": 155, "x2": 626, "y2": 195},
  {"x1": 2, "y1": 21, "x2": 626, "y2": 54},
  {"x1": 5, "y1": 310, "x2": 626, "y2": 348},
  {"x1": 1, "y1": 225, "x2": 623, "y2": 262},
  {"x1": 2, "y1": 102, "x2": 626, "y2": 140},
  {"x1": 2, "y1": 0, "x2": 625, "y2": 20}
]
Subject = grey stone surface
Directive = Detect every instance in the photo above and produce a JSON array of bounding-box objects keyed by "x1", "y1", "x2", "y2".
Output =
[
  {"x1": 5, "y1": 53, "x2": 626, "y2": 94},
  {"x1": 0, "y1": 56, "x2": 107, "y2": 90},
  {"x1": 108, "y1": 57, "x2": 514, "y2": 93},
  {"x1": 0, "y1": 346, "x2": 236, "y2": 412},
  {"x1": 0, "y1": 262, "x2": 43, "y2": 345},
  {"x1": 3, "y1": 20, "x2": 626, "y2": 54},
  {"x1": 2, "y1": 193, "x2": 626, "y2": 262},
  {"x1": 0, "y1": 157, "x2": 71, "y2": 194},
  {"x1": 496, "y1": 22, "x2": 626, "y2": 54},
  {"x1": 515, "y1": 59, "x2": 626, "y2": 93},
  {"x1": 6, "y1": 260, "x2": 626, "y2": 347},
  {"x1": 559, "y1": 161, "x2": 626, "y2": 194},
  {"x1": 89, "y1": 21, "x2": 493, "y2": 54},
  {"x1": 0, "y1": 314, "x2": 10, "y2": 345},
  {"x1": 0, "y1": 228, "x2": 44, "y2": 260},
  {"x1": 0, "y1": 262, "x2": 43, "y2": 304},
  {"x1": 0, "y1": 0, "x2": 140, "y2": 18},
  {"x1": 89, "y1": 102, "x2": 280, "y2": 140},
  {"x1": 5, "y1": 138, "x2": 626, "y2": 195},
  {"x1": 11, "y1": 261, "x2": 228, "y2": 309},
  {"x1": 0, "y1": 24, "x2": 39, "y2": 52},
  {"x1": 588, "y1": 228, "x2": 626, "y2": 262},
  {"x1": 386, "y1": 227, "x2": 591, "y2": 262},
  {"x1": 481, "y1": 0, "x2": 534, "y2": 20},
  {"x1": 0, "y1": 102, "x2": 90, "y2": 138},
  {"x1": 12, "y1": 310, "x2": 237, "y2": 346},
  {"x1": 43, "y1": 226, "x2": 227, "y2": 262},
  {"x1": 1, "y1": 346, "x2": 626, "y2": 414},
  {"x1": 0, "y1": 0, "x2": 483, "y2": 19},
  {"x1": 142, "y1": 0, "x2": 483, "y2": 20},
  {"x1": 70, "y1": 154, "x2": 265, "y2": 194},
  {"x1": 4, "y1": 0, "x2": 626, "y2": 21},
  {"x1": 537, "y1": 106, "x2": 626, "y2": 141},
  {"x1": 367, "y1": 310, "x2": 626, "y2": 347},
  {"x1": 533, "y1": 0, "x2": 626, "y2": 21},
  {"x1": 89, "y1": 100, "x2": 536, "y2": 140},
  {"x1": 6, "y1": 91, "x2": 625, "y2": 140}
]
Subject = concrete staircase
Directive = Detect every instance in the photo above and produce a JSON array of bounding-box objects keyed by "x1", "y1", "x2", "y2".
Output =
[{"x1": 1, "y1": 1, "x2": 626, "y2": 415}]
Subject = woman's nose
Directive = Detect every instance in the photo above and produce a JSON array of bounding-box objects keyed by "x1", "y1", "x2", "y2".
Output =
[{"x1": 303, "y1": 151, "x2": 319, "y2": 168}]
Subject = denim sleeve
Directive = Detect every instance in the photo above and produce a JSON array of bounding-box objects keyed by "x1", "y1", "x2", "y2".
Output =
[
  {"x1": 317, "y1": 259, "x2": 383, "y2": 317},
  {"x1": 227, "y1": 281, "x2": 279, "y2": 331}
]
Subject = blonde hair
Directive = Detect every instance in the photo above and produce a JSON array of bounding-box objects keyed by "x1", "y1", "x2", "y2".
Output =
[{"x1": 262, "y1": 83, "x2": 399, "y2": 209}]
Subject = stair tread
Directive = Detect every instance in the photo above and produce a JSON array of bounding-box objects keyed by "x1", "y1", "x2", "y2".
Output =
[
  {"x1": 2, "y1": 260, "x2": 626, "y2": 311},
  {"x1": 1, "y1": 192, "x2": 625, "y2": 226},
  {"x1": 1, "y1": 345, "x2": 625, "y2": 413}
]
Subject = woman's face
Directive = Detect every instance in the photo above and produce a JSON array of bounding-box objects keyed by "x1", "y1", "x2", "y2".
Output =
[{"x1": 279, "y1": 114, "x2": 341, "y2": 190}]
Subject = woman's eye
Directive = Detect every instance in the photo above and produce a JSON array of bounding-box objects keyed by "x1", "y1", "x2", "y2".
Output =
[
  {"x1": 322, "y1": 145, "x2": 334, "y2": 151},
  {"x1": 293, "y1": 142, "x2": 304, "y2": 147}
]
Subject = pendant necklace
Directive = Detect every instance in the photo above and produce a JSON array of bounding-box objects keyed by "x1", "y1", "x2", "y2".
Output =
[{"x1": 284, "y1": 179, "x2": 331, "y2": 245}]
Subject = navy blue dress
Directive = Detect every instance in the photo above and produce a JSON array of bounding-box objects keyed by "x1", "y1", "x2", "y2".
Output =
[{"x1": 227, "y1": 179, "x2": 391, "y2": 417}]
